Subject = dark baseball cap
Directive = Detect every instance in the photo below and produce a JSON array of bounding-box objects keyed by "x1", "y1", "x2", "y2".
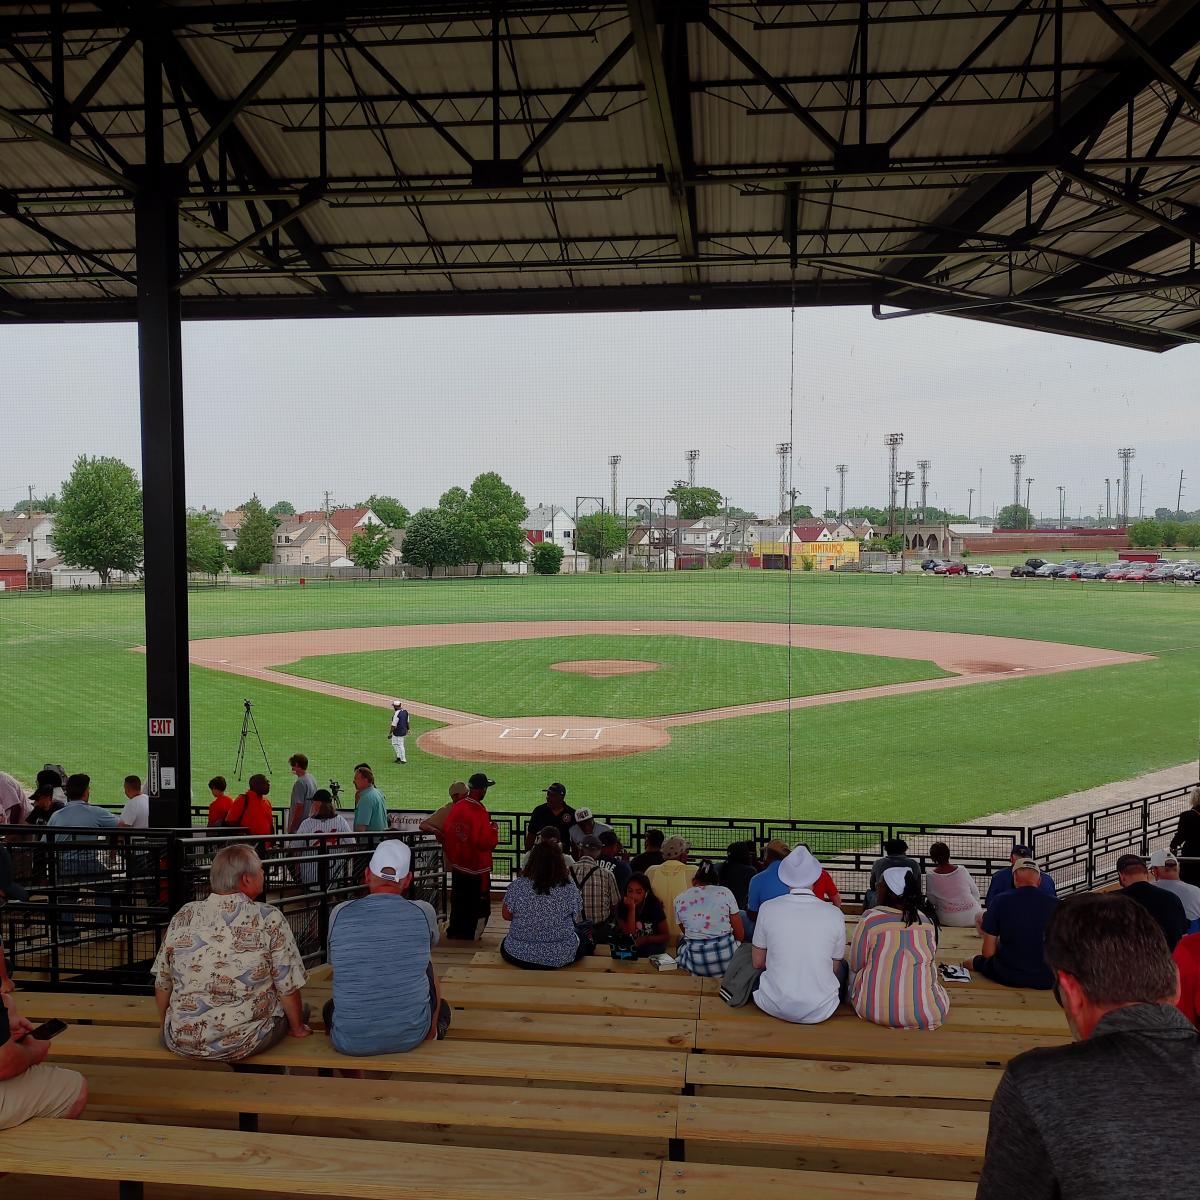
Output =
[
  {"x1": 1011, "y1": 843, "x2": 1033, "y2": 857},
  {"x1": 0, "y1": 847, "x2": 29, "y2": 903},
  {"x1": 468, "y1": 772, "x2": 496, "y2": 790},
  {"x1": 1116, "y1": 853, "x2": 1147, "y2": 874},
  {"x1": 543, "y1": 782, "x2": 566, "y2": 796}
]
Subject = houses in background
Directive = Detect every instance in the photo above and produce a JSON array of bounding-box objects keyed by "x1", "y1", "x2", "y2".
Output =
[
  {"x1": 274, "y1": 506, "x2": 402, "y2": 568},
  {"x1": 0, "y1": 512, "x2": 55, "y2": 567}
]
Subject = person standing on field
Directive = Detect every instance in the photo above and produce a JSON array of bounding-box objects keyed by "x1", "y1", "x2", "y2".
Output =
[
  {"x1": 389, "y1": 701, "x2": 411, "y2": 764},
  {"x1": 286, "y1": 754, "x2": 317, "y2": 834}
]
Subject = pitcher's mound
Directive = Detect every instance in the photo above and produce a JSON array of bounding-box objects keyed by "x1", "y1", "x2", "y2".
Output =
[
  {"x1": 417, "y1": 715, "x2": 670, "y2": 763},
  {"x1": 550, "y1": 659, "x2": 661, "y2": 677}
]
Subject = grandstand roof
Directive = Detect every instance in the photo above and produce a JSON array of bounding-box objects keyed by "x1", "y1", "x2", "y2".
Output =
[{"x1": 2, "y1": 1, "x2": 1200, "y2": 349}]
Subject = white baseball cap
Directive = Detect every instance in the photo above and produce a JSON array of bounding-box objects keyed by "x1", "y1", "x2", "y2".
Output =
[
  {"x1": 392, "y1": 699, "x2": 403, "y2": 707},
  {"x1": 575, "y1": 807, "x2": 594, "y2": 821},
  {"x1": 1148, "y1": 849, "x2": 1179, "y2": 869},
  {"x1": 368, "y1": 840, "x2": 411, "y2": 882}
]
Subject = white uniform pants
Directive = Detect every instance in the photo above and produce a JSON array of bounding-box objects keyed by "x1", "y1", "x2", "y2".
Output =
[{"x1": 390, "y1": 734, "x2": 407, "y2": 762}]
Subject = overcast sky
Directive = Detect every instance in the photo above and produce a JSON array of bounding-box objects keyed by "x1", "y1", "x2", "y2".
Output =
[{"x1": 2, "y1": 305, "x2": 1196, "y2": 522}]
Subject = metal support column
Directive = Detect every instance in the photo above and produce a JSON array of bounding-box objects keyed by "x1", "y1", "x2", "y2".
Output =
[{"x1": 136, "y1": 31, "x2": 191, "y2": 826}]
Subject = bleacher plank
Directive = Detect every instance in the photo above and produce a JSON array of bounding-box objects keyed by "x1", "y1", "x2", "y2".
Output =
[
  {"x1": 696, "y1": 1018, "x2": 1065, "y2": 1067},
  {"x1": 0, "y1": 1120, "x2": 663, "y2": 1200},
  {"x1": 471, "y1": 949, "x2": 661, "y2": 974},
  {"x1": 685, "y1": 1054, "x2": 999, "y2": 1109},
  {"x1": 449, "y1": 1009, "x2": 696, "y2": 1050},
  {"x1": 698, "y1": 995, "x2": 1067, "y2": 1036},
  {"x1": 678, "y1": 1095, "x2": 987, "y2": 1180},
  {"x1": 662, "y1": 1162, "x2": 976, "y2": 1199},
  {"x1": 50, "y1": 1023, "x2": 688, "y2": 1091},
  {"x1": 82, "y1": 1065, "x2": 676, "y2": 1157},
  {"x1": 441, "y1": 982, "x2": 701, "y2": 1020},
  {"x1": 444, "y1": 965, "x2": 705, "y2": 995}
]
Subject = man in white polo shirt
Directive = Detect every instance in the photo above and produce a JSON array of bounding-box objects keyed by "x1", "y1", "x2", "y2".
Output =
[
  {"x1": 117, "y1": 775, "x2": 150, "y2": 829},
  {"x1": 751, "y1": 845, "x2": 847, "y2": 1024}
]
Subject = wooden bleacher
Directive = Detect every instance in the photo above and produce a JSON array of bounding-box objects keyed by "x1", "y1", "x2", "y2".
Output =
[{"x1": 0, "y1": 908, "x2": 1065, "y2": 1200}]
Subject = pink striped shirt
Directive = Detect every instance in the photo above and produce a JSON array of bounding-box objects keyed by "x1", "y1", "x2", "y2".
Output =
[{"x1": 848, "y1": 907, "x2": 950, "y2": 1031}]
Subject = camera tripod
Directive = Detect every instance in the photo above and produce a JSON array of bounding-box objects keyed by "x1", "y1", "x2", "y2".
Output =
[{"x1": 234, "y1": 699, "x2": 272, "y2": 780}]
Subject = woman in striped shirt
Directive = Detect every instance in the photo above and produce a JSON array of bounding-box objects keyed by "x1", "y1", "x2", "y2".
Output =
[{"x1": 848, "y1": 866, "x2": 950, "y2": 1031}]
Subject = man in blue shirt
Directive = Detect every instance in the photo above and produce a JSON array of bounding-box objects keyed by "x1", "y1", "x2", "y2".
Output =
[
  {"x1": 969, "y1": 858, "x2": 1058, "y2": 989},
  {"x1": 324, "y1": 840, "x2": 450, "y2": 1055},
  {"x1": 985, "y1": 843, "x2": 1057, "y2": 906},
  {"x1": 46, "y1": 774, "x2": 119, "y2": 928}
]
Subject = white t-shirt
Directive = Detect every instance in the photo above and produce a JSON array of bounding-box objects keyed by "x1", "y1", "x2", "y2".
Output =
[
  {"x1": 119, "y1": 793, "x2": 150, "y2": 828},
  {"x1": 752, "y1": 890, "x2": 845, "y2": 1024},
  {"x1": 924, "y1": 866, "x2": 982, "y2": 927},
  {"x1": 1155, "y1": 878, "x2": 1200, "y2": 921}
]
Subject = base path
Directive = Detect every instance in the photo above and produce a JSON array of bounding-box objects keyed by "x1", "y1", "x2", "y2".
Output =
[{"x1": 184, "y1": 621, "x2": 1148, "y2": 764}]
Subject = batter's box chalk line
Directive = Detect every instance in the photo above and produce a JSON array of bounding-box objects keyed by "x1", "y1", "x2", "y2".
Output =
[{"x1": 497, "y1": 727, "x2": 605, "y2": 740}]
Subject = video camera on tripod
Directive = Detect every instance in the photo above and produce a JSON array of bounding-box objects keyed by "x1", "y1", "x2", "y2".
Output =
[{"x1": 328, "y1": 779, "x2": 341, "y2": 804}]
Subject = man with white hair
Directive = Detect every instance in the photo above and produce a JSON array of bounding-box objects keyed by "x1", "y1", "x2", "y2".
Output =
[
  {"x1": 1148, "y1": 849, "x2": 1200, "y2": 933},
  {"x1": 152, "y1": 844, "x2": 310, "y2": 1061},
  {"x1": 751, "y1": 846, "x2": 847, "y2": 1024},
  {"x1": 967, "y1": 858, "x2": 1058, "y2": 989},
  {"x1": 389, "y1": 700, "x2": 411, "y2": 764},
  {"x1": 325, "y1": 840, "x2": 450, "y2": 1054}
]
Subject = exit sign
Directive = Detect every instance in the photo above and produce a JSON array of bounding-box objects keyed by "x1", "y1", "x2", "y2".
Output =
[{"x1": 149, "y1": 718, "x2": 175, "y2": 737}]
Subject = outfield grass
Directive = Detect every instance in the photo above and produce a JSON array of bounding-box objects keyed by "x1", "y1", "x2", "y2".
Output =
[
  {"x1": 281, "y1": 634, "x2": 950, "y2": 718},
  {"x1": 1, "y1": 571, "x2": 1197, "y2": 822}
]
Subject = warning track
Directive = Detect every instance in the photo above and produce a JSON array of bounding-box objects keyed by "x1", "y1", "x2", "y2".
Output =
[{"x1": 181, "y1": 622, "x2": 1148, "y2": 764}]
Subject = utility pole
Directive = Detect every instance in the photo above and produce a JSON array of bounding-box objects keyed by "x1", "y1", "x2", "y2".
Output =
[
  {"x1": 1115, "y1": 478, "x2": 1121, "y2": 526},
  {"x1": 1057, "y1": 485, "x2": 1066, "y2": 529},
  {"x1": 1117, "y1": 447, "x2": 1135, "y2": 526},
  {"x1": 885, "y1": 433, "x2": 903, "y2": 533},
  {"x1": 609, "y1": 455, "x2": 621, "y2": 518},
  {"x1": 322, "y1": 490, "x2": 335, "y2": 570},
  {"x1": 1104, "y1": 478, "x2": 1111, "y2": 525},
  {"x1": 26, "y1": 484, "x2": 35, "y2": 579},
  {"x1": 1138, "y1": 473, "x2": 1145, "y2": 520},
  {"x1": 824, "y1": 485, "x2": 830, "y2": 518},
  {"x1": 1009, "y1": 454, "x2": 1026, "y2": 511},
  {"x1": 1177, "y1": 469, "x2": 1186, "y2": 520},
  {"x1": 835, "y1": 463, "x2": 848, "y2": 517},
  {"x1": 896, "y1": 469, "x2": 915, "y2": 536},
  {"x1": 776, "y1": 443, "x2": 791, "y2": 521},
  {"x1": 967, "y1": 487, "x2": 974, "y2": 520},
  {"x1": 685, "y1": 449, "x2": 699, "y2": 488},
  {"x1": 917, "y1": 460, "x2": 930, "y2": 525},
  {"x1": 1024, "y1": 478, "x2": 1034, "y2": 528}
]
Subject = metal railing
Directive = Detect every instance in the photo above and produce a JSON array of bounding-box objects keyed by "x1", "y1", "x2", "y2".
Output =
[{"x1": 0, "y1": 827, "x2": 442, "y2": 993}]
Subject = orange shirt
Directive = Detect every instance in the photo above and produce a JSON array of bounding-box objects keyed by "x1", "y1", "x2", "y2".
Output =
[
  {"x1": 231, "y1": 791, "x2": 275, "y2": 837},
  {"x1": 207, "y1": 793, "x2": 234, "y2": 826}
]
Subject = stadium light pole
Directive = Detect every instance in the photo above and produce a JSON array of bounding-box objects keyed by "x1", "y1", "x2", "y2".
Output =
[
  {"x1": 916, "y1": 459, "x2": 930, "y2": 525},
  {"x1": 1104, "y1": 478, "x2": 1111, "y2": 525},
  {"x1": 776, "y1": 443, "x2": 791, "y2": 521},
  {"x1": 1009, "y1": 454, "x2": 1026, "y2": 512},
  {"x1": 608, "y1": 455, "x2": 621, "y2": 519},
  {"x1": 1118, "y1": 448, "x2": 1135, "y2": 526},
  {"x1": 967, "y1": 487, "x2": 974, "y2": 521},
  {"x1": 885, "y1": 434, "x2": 903, "y2": 533},
  {"x1": 1057, "y1": 485, "x2": 1066, "y2": 529},
  {"x1": 685, "y1": 449, "x2": 699, "y2": 488},
  {"x1": 835, "y1": 463, "x2": 848, "y2": 517}
]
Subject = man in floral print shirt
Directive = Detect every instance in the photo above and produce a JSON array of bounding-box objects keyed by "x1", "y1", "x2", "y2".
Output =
[{"x1": 153, "y1": 844, "x2": 310, "y2": 1061}]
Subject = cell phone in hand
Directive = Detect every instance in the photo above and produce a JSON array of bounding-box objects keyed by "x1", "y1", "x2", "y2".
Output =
[{"x1": 28, "y1": 1018, "x2": 68, "y2": 1040}]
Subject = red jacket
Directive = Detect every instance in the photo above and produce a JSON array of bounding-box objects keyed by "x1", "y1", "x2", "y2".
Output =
[
  {"x1": 1174, "y1": 933, "x2": 1200, "y2": 1027},
  {"x1": 443, "y1": 796, "x2": 498, "y2": 875}
]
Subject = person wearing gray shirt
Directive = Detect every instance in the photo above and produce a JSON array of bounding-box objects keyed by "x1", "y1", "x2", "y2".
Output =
[
  {"x1": 1148, "y1": 849, "x2": 1200, "y2": 925},
  {"x1": 976, "y1": 892, "x2": 1199, "y2": 1200},
  {"x1": 286, "y1": 754, "x2": 318, "y2": 834}
]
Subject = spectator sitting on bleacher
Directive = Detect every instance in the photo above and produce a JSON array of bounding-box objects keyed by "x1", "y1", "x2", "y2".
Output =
[
  {"x1": 1117, "y1": 854, "x2": 1188, "y2": 951},
  {"x1": 646, "y1": 838, "x2": 697, "y2": 942},
  {"x1": 850, "y1": 867, "x2": 949, "y2": 1030},
  {"x1": 569, "y1": 836, "x2": 621, "y2": 925},
  {"x1": 598, "y1": 830, "x2": 631, "y2": 891},
  {"x1": 1173, "y1": 931, "x2": 1200, "y2": 1028},
  {"x1": 718, "y1": 841, "x2": 757, "y2": 911},
  {"x1": 521, "y1": 826, "x2": 573, "y2": 873},
  {"x1": 324, "y1": 840, "x2": 449, "y2": 1055},
  {"x1": 23, "y1": 774, "x2": 64, "y2": 826},
  {"x1": 923, "y1": 841, "x2": 982, "y2": 928},
  {"x1": 985, "y1": 842, "x2": 1057, "y2": 906},
  {"x1": 295, "y1": 789, "x2": 353, "y2": 886},
  {"x1": 501, "y1": 841, "x2": 585, "y2": 970},
  {"x1": 868, "y1": 838, "x2": 922, "y2": 893},
  {"x1": 629, "y1": 828, "x2": 665, "y2": 874},
  {"x1": 976, "y1": 893, "x2": 1198, "y2": 1199},
  {"x1": 614, "y1": 873, "x2": 669, "y2": 954},
  {"x1": 967, "y1": 858, "x2": 1057, "y2": 990},
  {"x1": 675, "y1": 859, "x2": 744, "y2": 977},
  {"x1": 525, "y1": 782, "x2": 575, "y2": 852},
  {"x1": 752, "y1": 846, "x2": 847, "y2": 1025},
  {"x1": 153, "y1": 844, "x2": 311, "y2": 1062},
  {"x1": 567, "y1": 807, "x2": 612, "y2": 857},
  {"x1": 0, "y1": 988, "x2": 87, "y2": 1131},
  {"x1": 1148, "y1": 849, "x2": 1200, "y2": 933},
  {"x1": 747, "y1": 840, "x2": 841, "y2": 928}
]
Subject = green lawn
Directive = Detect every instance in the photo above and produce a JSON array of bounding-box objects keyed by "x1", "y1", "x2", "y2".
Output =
[
  {"x1": 1, "y1": 571, "x2": 1197, "y2": 822},
  {"x1": 280, "y1": 634, "x2": 950, "y2": 718}
]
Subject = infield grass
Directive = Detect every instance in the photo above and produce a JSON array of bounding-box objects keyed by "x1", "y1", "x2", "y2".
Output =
[
  {"x1": 1, "y1": 571, "x2": 1197, "y2": 822},
  {"x1": 280, "y1": 634, "x2": 950, "y2": 718}
]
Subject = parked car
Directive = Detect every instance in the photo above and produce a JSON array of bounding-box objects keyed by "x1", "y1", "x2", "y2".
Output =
[
  {"x1": 1123, "y1": 564, "x2": 1151, "y2": 581},
  {"x1": 934, "y1": 561, "x2": 967, "y2": 575},
  {"x1": 920, "y1": 558, "x2": 944, "y2": 572},
  {"x1": 1033, "y1": 562, "x2": 1060, "y2": 577},
  {"x1": 1050, "y1": 560, "x2": 1086, "y2": 579},
  {"x1": 1146, "y1": 564, "x2": 1178, "y2": 582},
  {"x1": 966, "y1": 563, "x2": 994, "y2": 576},
  {"x1": 1009, "y1": 558, "x2": 1048, "y2": 578},
  {"x1": 1103, "y1": 562, "x2": 1130, "y2": 579},
  {"x1": 1172, "y1": 562, "x2": 1199, "y2": 580}
]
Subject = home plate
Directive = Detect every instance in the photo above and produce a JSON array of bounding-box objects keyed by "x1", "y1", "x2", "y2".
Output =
[{"x1": 417, "y1": 715, "x2": 671, "y2": 764}]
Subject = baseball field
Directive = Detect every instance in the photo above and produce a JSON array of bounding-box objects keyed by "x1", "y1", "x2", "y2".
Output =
[{"x1": 0, "y1": 570, "x2": 1196, "y2": 823}]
